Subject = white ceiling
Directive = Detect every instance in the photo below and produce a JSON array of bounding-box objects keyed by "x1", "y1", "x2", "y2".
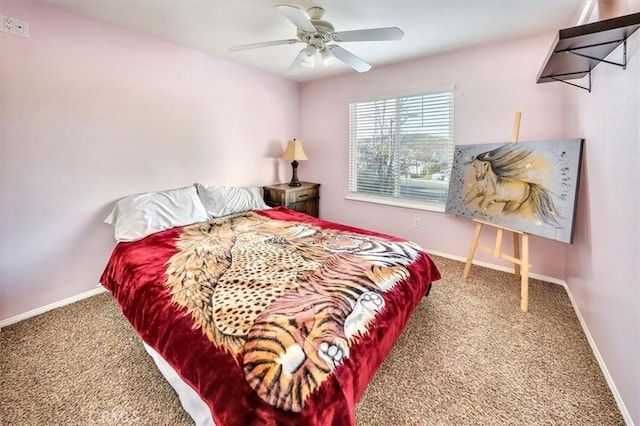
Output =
[{"x1": 41, "y1": 0, "x2": 587, "y2": 82}]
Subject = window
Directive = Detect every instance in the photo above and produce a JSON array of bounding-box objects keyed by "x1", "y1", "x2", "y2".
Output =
[{"x1": 348, "y1": 88, "x2": 454, "y2": 211}]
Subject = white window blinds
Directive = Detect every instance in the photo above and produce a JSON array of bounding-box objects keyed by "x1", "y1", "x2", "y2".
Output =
[{"x1": 349, "y1": 89, "x2": 454, "y2": 207}]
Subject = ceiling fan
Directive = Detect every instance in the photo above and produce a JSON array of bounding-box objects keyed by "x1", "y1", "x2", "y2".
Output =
[{"x1": 229, "y1": 4, "x2": 404, "y2": 73}]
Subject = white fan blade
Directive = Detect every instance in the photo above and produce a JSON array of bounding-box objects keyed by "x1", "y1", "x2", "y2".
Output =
[
  {"x1": 329, "y1": 45, "x2": 371, "y2": 72},
  {"x1": 229, "y1": 39, "x2": 300, "y2": 51},
  {"x1": 332, "y1": 27, "x2": 404, "y2": 42},
  {"x1": 288, "y1": 50, "x2": 306, "y2": 74},
  {"x1": 276, "y1": 4, "x2": 317, "y2": 33}
]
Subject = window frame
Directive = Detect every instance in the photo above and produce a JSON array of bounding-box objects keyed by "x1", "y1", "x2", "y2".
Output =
[{"x1": 346, "y1": 85, "x2": 455, "y2": 213}]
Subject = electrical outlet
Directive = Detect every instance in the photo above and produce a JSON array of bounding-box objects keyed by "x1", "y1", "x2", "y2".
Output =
[
  {"x1": 413, "y1": 217, "x2": 421, "y2": 228},
  {"x1": 1, "y1": 15, "x2": 29, "y2": 38},
  {"x1": 2, "y1": 15, "x2": 15, "y2": 33}
]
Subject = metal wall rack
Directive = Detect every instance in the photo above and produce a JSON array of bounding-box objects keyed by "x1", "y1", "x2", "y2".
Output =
[{"x1": 537, "y1": 12, "x2": 640, "y2": 92}]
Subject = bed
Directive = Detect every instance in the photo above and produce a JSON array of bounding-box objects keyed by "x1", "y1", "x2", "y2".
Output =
[{"x1": 100, "y1": 184, "x2": 441, "y2": 425}]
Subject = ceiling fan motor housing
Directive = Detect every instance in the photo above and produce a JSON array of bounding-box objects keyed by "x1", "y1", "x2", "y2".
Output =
[{"x1": 297, "y1": 7, "x2": 335, "y2": 49}]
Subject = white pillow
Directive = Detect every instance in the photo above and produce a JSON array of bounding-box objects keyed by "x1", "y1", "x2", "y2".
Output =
[
  {"x1": 105, "y1": 186, "x2": 208, "y2": 242},
  {"x1": 195, "y1": 183, "x2": 270, "y2": 217}
]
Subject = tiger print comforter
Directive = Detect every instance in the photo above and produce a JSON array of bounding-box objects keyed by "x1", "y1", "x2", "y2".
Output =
[{"x1": 101, "y1": 207, "x2": 440, "y2": 426}]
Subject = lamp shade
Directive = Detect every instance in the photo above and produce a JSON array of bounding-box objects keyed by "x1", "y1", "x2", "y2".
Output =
[{"x1": 280, "y1": 139, "x2": 309, "y2": 161}]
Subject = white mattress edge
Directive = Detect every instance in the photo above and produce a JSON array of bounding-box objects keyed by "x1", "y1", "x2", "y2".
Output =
[{"x1": 142, "y1": 341, "x2": 216, "y2": 426}]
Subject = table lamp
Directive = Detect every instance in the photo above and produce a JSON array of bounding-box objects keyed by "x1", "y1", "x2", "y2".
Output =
[{"x1": 280, "y1": 139, "x2": 308, "y2": 187}]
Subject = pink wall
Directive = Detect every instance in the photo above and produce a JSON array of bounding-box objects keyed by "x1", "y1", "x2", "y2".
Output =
[
  {"x1": 565, "y1": 32, "x2": 639, "y2": 424},
  {"x1": 300, "y1": 33, "x2": 570, "y2": 280},
  {"x1": 0, "y1": 2, "x2": 300, "y2": 320}
]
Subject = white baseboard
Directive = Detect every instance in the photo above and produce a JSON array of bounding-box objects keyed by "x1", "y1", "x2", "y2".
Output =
[
  {"x1": 0, "y1": 286, "x2": 107, "y2": 330},
  {"x1": 425, "y1": 249, "x2": 565, "y2": 285},
  {"x1": 425, "y1": 249, "x2": 632, "y2": 426},
  {"x1": 561, "y1": 281, "x2": 633, "y2": 426}
]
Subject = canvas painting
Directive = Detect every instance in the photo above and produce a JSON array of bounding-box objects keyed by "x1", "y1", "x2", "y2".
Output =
[{"x1": 445, "y1": 139, "x2": 584, "y2": 243}]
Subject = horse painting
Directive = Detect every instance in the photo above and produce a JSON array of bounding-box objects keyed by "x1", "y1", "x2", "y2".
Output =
[
  {"x1": 462, "y1": 146, "x2": 561, "y2": 228},
  {"x1": 445, "y1": 139, "x2": 583, "y2": 244},
  {"x1": 464, "y1": 158, "x2": 560, "y2": 227}
]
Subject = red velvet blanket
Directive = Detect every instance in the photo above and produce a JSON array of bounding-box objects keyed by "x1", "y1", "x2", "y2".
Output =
[{"x1": 101, "y1": 207, "x2": 440, "y2": 425}]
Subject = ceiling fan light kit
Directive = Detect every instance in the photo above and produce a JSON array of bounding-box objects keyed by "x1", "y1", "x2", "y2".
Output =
[
  {"x1": 320, "y1": 47, "x2": 335, "y2": 66},
  {"x1": 300, "y1": 45, "x2": 316, "y2": 67},
  {"x1": 229, "y1": 4, "x2": 404, "y2": 74}
]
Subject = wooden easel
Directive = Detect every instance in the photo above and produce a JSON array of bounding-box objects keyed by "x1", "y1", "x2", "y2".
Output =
[{"x1": 462, "y1": 112, "x2": 532, "y2": 312}]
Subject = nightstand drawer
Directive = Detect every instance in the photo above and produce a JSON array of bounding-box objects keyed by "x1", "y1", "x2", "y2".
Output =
[
  {"x1": 263, "y1": 188, "x2": 285, "y2": 207},
  {"x1": 290, "y1": 186, "x2": 319, "y2": 203}
]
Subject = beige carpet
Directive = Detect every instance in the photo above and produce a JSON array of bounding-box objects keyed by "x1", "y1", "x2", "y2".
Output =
[{"x1": 0, "y1": 256, "x2": 624, "y2": 425}]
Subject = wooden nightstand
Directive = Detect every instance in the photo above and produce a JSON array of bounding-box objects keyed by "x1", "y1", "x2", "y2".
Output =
[{"x1": 263, "y1": 182, "x2": 320, "y2": 218}]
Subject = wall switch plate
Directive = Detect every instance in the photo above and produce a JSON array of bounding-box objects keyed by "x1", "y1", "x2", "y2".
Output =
[
  {"x1": 1, "y1": 15, "x2": 29, "y2": 38},
  {"x1": 413, "y1": 217, "x2": 421, "y2": 228}
]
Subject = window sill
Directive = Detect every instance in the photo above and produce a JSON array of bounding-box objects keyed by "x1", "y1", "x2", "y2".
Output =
[{"x1": 344, "y1": 193, "x2": 446, "y2": 213}]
